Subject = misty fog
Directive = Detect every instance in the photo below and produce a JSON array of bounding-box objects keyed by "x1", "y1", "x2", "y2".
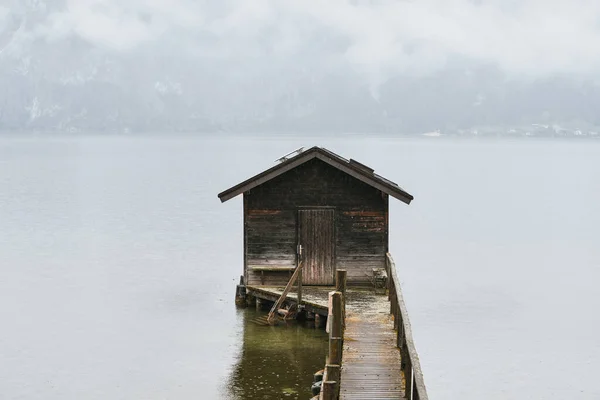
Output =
[{"x1": 2, "y1": 0, "x2": 600, "y2": 133}]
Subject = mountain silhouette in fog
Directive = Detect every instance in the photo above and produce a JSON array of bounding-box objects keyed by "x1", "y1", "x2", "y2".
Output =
[{"x1": 2, "y1": 1, "x2": 600, "y2": 134}]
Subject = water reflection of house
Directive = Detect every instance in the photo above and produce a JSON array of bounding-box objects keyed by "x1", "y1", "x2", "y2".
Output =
[{"x1": 226, "y1": 309, "x2": 328, "y2": 399}]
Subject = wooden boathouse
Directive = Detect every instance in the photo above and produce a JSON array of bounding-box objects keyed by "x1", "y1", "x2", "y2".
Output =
[
  {"x1": 218, "y1": 146, "x2": 413, "y2": 287},
  {"x1": 218, "y1": 147, "x2": 428, "y2": 399}
]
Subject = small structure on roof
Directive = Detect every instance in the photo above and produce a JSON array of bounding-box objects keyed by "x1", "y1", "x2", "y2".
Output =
[{"x1": 218, "y1": 146, "x2": 413, "y2": 287}]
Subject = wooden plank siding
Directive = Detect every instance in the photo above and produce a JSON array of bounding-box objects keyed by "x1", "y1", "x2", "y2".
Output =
[
  {"x1": 299, "y1": 209, "x2": 336, "y2": 285},
  {"x1": 244, "y1": 158, "x2": 388, "y2": 286},
  {"x1": 245, "y1": 208, "x2": 297, "y2": 286}
]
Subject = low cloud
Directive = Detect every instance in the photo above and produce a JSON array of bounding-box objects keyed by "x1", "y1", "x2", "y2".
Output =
[
  {"x1": 0, "y1": 5, "x2": 8, "y2": 21},
  {"x1": 7, "y1": 0, "x2": 600, "y2": 97},
  {"x1": 25, "y1": 1, "x2": 598, "y2": 78}
]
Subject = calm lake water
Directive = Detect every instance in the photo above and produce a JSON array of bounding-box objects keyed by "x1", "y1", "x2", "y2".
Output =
[{"x1": 1, "y1": 134, "x2": 599, "y2": 399}]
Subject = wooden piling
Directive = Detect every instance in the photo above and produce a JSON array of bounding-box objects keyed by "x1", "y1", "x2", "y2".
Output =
[
  {"x1": 245, "y1": 294, "x2": 256, "y2": 308},
  {"x1": 320, "y1": 381, "x2": 336, "y2": 400},
  {"x1": 335, "y1": 270, "x2": 347, "y2": 294},
  {"x1": 335, "y1": 270, "x2": 346, "y2": 329},
  {"x1": 329, "y1": 337, "x2": 342, "y2": 366},
  {"x1": 328, "y1": 292, "x2": 343, "y2": 365},
  {"x1": 315, "y1": 313, "x2": 323, "y2": 328},
  {"x1": 298, "y1": 263, "x2": 303, "y2": 305},
  {"x1": 325, "y1": 364, "x2": 340, "y2": 397},
  {"x1": 402, "y1": 346, "x2": 413, "y2": 399},
  {"x1": 330, "y1": 292, "x2": 343, "y2": 337},
  {"x1": 235, "y1": 284, "x2": 246, "y2": 307},
  {"x1": 298, "y1": 244, "x2": 303, "y2": 305}
]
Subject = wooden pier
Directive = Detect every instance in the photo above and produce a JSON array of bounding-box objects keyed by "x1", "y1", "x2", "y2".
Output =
[
  {"x1": 340, "y1": 291, "x2": 404, "y2": 399},
  {"x1": 242, "y1": 255, "x2": 428, "y2": 400}
]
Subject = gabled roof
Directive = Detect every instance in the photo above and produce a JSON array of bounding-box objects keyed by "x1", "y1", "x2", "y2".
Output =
[{"x1": 218, "y1": 146, "x2": 413, "y2": 204}]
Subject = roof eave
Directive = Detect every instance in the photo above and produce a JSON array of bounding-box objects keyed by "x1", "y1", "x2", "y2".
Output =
[
  {"x1": 217, "y1": 147, "x2": 414, "y2": 204},
  {"x1": 217, "y1": 149, "x2": 320, "y2": 202},
  {"x1": 312, "y1": 152, "x2": 413, "y2": 204}
]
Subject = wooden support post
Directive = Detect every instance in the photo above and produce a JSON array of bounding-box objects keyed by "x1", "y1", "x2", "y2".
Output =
[
  {"x1": 410, "y1": 368, "x2": 417, "y2": 400},
  {"x1": 245, "y1": 294, "x2": 256, "y2": 308},
  {"x1": 325, "y1": 364, "x2": 340, "y2": 398},
  {"x1": 402, "y1": 349, "x2": 413, "y2": 399},
  {"x1": 298, "y1": 265, "x2": 303, "y2": 305},
  {"x1": 331, "y1": 292, "x2": 343, "y2": 338},
  {"x1": 386, "y1": 261, "x2": 391, "y2": 298},
  {"x1": 235, "y1": 284, "x2": 246, "y2": 307},
  {"x1": 256, "y1": 298, "x2": 263, "y2": 311},
  {"x1": 404, "y1": 367, "x2": 413, "y2": 400},
  {"x1": 328, "y1": 291, "x2": 343, "y2": 365},
  {"x1": 320, "y1": 381, "x2": 336, "y2": 400},
  {"x1": 335, "y1": 270, "x2": 347, "y2": 329},
  {"x1": 298, "y1": 244, "x2": 303, "y2": 305},
  {"x1": 397, "y1": 320, "x2": 404, "y2": 348},
  {"x1": 329, "y1": 337, "x2": 342, "y2": 366},
  {"x1": 335, "y1": 270, "x2": 347, "y2": 294}
]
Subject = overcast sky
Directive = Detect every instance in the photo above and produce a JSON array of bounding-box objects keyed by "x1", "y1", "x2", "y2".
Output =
[
  {"x1": 6, "y1": 0, "x2": 599, "y2": 81},
  {"x1": 2, "y1": 0, "x2": 600, "y2": 131}
]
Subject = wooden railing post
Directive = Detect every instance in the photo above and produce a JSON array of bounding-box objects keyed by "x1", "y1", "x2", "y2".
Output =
[
  {"x1": 403, "y1": 362, "x2": 413, "y2": 400},
  {"x1": 335, "y1": 270, "x2": 347, "y2": 329},
  {"x1": 298, "y1": 266, "x2": 303, "y2": 305},
  {"x1": 335, "y1": 270, "x2": 347, "y2": 294},
  {"x1": 329, "y1": 337, "x2": 342, "y2": 366},
  {"x1": 297, "y1": 244, "x2": 303, "y2": 305},
  {"x1": 322, "y1": 295, "x2": 342, "y2": 400},
  {"x1": 320, "y1": 381, "x2": 336, "y2": 400},
  {"x1": 331, "y1": 292, "x2": 343, "y2": 337},
  {"x1": 324, "y1": 364, "x2": 340, "y2": 398},
  {"x1": 386, "y1": 257, "x2": 391, "y2": 299},
  {"x1": 328, "y1": 291, "x2": 343, "y2": 365}
]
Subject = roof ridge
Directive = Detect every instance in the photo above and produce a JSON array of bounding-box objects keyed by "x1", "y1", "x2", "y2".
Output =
[{"x1": 218, "y1": 147, "x2": 413, "y2": 204}]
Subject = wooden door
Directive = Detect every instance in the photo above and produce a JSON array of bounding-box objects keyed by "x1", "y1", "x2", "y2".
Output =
[{"x1": 298, "y1": 209, "x2": 335, "y2": 285}]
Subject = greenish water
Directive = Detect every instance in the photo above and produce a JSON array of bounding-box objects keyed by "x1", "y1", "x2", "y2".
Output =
[{"x1": 226, "y1": 309, "x2": 329, "y2": 400}]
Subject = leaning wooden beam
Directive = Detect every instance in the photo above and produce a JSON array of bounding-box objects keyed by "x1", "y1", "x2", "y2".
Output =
[{"x1": 266, "y1": 261, "x2": 303, "y2": 325}]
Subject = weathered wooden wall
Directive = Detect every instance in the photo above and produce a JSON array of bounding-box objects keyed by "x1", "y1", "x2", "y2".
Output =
[{"x1": 244, "y1": 159, "x2": 388, "y2": 286}]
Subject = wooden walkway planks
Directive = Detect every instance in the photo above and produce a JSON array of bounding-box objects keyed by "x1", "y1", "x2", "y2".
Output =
[
  {"x1": 340, "y1": 291, "x2": 405, "y2": 400},
  {"x1": 244, "y1": 285, "x2": 406, "y2": 398}
]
